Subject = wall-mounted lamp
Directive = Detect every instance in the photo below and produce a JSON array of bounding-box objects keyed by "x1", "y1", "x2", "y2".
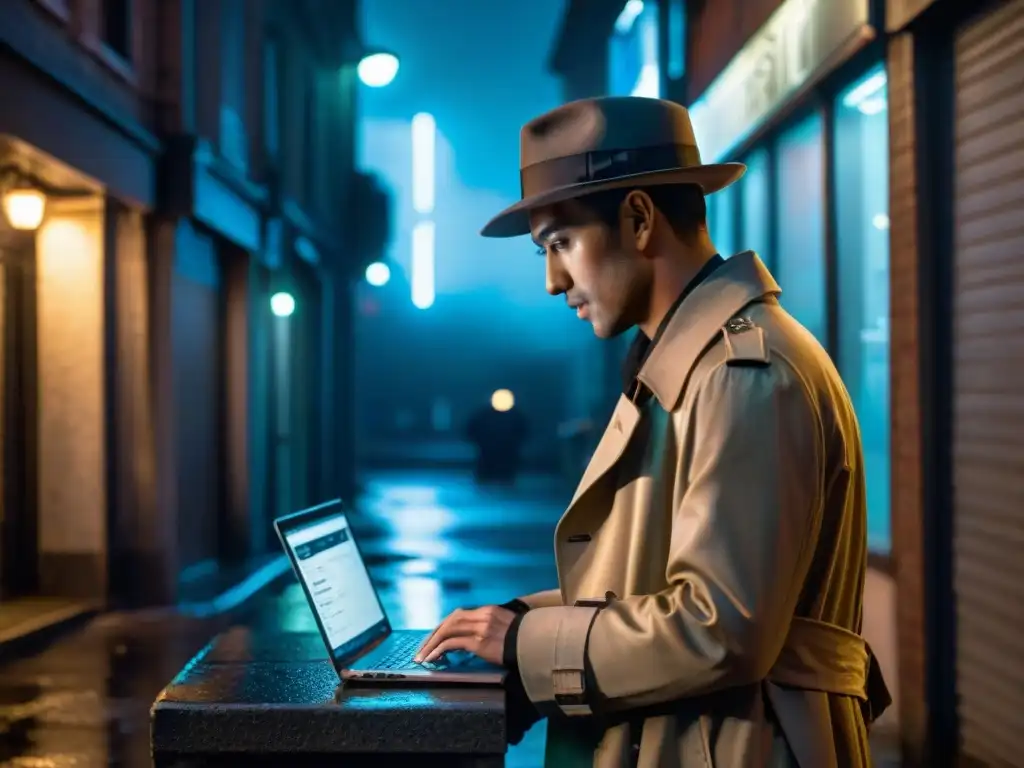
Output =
[{"x1": 1, "y1": 170, "x2": 46, "y2": 231}]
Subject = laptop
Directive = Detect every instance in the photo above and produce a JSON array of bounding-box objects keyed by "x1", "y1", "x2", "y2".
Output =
[{"x1": 274, "y1": 499, "x2": 506, "y2": 685}]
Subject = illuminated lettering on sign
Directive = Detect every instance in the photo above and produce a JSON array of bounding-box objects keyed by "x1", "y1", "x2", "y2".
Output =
[{"x1": 689, "y1": 0, "x2": 871, "y2": 162}]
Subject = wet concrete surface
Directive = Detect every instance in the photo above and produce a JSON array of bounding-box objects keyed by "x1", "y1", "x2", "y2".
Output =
[{"x1": 0, "y1": 469, "x2": 900, "y2": 767}]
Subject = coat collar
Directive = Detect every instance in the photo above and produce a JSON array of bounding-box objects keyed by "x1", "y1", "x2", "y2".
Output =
[{"x1": 635, "y1": 251, "x2": 780, "y2": 412}]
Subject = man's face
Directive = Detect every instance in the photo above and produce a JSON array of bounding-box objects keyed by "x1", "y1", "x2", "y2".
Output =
[{"x1": 529, "y1": 197, "x2": 652, "y2": 339}]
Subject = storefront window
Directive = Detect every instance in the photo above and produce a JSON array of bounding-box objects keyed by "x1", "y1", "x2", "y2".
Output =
[
  {"x1": 775, "y1": 112, "x2": 826, "y2": 344},
  {"x1": 708, "y1": 184, "x2": 737, "y2": 258},
  {"x1": 739, "y1": 147, "x2": 770, "y2": 265},
  {"x1": 608, "y1": 1, "x2": 660, "y2": 98},
  {"x1": 835, "y1": 64, "x2": 890, "y2": 553}
]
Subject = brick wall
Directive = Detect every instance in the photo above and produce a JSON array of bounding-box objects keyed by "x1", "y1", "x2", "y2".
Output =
[{"x1": 886, "y1": 31, "x2": 928, "y2": 765}]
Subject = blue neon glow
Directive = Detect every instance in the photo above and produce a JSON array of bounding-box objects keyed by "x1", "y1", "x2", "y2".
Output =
[
  {"x1": 667, "y1": 0, "x2": 685, "y2": 80},
  {"x1": 411, "y1": 221, "x2": 435, "y2": 309},
  {"x1": 631, "y1": 63, "x2": 660, "y2": 97},
  {"x1": 615, "y1": 0, "x2": 645, "y2": 34},
  {"x1": 412, "y1": 113, "x2": 436, "y2": 215},
  {"x1": 610, "y1": 0, "x2": 661, "y2": 99}
]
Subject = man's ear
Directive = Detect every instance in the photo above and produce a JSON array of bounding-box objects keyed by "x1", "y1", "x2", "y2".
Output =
[{"x1": 622, "y1": 190, "x2": 655, "y2": 252}]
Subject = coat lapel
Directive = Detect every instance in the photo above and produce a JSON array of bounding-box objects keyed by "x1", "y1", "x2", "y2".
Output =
[
  {"x1": 555, "y1": 253, "x2": 781, "y2": 535},
  {"x1": 566, "y1": 394, "x2": 642, "y2": 509}
]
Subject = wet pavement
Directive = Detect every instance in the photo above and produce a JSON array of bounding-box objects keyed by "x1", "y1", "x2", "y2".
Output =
[
  {"x1": 0, "y1": 470, "x2": 562, "y2": 767},
  {"x1": 0, "y1": 469, "x2": 899, "y2": 767}
]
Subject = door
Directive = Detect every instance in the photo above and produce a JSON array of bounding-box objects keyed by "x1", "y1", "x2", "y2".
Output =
[
  {"x1": 0, "y1": 238, "x2": 39, "y2": 598},
  {"x1": 952, "y1": 1, "x2": 1024, "y2": 763}
]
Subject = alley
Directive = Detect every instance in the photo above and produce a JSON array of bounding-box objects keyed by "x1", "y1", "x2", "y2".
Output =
[
  {"x1": 0, "y1": 470, "x2": 564, "y2": 767},
  {"x1": 0, "y1": 469, "x2": 898, "y2": 767}
]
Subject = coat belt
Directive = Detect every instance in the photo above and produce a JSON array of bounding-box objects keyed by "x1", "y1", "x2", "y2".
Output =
[
  {"x1": 769, "y1": 616, "x2": 891, "y2": 724},
  {"x1": 571, "y1": 613, "x2": 891, "y2": 731}
]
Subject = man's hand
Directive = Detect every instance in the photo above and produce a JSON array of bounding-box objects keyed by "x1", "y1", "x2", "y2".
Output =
[{"x1": 414, "y1": 605, "x2": 516, "y2": 666}]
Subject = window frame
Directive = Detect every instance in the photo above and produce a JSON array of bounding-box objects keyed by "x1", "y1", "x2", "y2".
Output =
[{"x1": 76, "y1": 0, "x2": 142, "y2": 85}]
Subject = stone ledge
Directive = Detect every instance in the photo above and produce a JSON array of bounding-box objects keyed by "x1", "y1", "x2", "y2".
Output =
[{"x1": 151, "y1": 629, "x2": 507, "y2": 757}]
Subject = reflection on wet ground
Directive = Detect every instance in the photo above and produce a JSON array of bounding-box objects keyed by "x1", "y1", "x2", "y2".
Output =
[
  {"x1": 0, "y1": 470, "x2": 562, "y2": 767},
  {"x1": 0, "y1": 610, "x2": 231, "y2": 767}
]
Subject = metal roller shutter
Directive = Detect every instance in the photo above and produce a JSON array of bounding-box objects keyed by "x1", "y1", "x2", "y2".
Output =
[{"x1": 953, "y1": 1, "x2": 1024, "y2": 764}]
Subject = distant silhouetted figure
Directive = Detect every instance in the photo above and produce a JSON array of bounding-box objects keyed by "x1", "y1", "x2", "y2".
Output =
[{"x1": 466, "y1": 390, "x2": 529, "y2": 484}]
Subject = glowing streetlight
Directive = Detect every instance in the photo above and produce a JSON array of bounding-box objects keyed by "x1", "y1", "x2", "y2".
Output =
[
  {"x1": 491, "y1": 389, "x2": 515, "y2": 412},
  {"x1": 357, "y1": 51, "x2": 399, "y2": 88},
  {"x1": 270, "y1": 291, "x2": 296, "y2": 317},
  {"x1": 365, "y1": 261, "x2": 391, "y2": 287}
]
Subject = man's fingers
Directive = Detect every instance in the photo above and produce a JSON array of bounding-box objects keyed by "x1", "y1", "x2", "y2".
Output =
[
  {"x1": 414, "y1": 614, "x2": 486, "y2": 662},
  {"x1": 416, "y1": 609, "x2": 463, "y2": 657},
  {"x1": 415, "y1": 628, "x2": 445, "y2": 662},
  {"x1": 417, "y1": 623, "x2": 445, "y2": 656},
  {"x1": 416, "y1": 612, "x2": 458, "y2": 660},
  {"x1": 424, "y1": 636, "x2": 480, "y2": 663}
]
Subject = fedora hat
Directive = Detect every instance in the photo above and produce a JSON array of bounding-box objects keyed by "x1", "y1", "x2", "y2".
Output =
[{"x1": 481, "y1": 96, "x2": 746, "y2": 239}]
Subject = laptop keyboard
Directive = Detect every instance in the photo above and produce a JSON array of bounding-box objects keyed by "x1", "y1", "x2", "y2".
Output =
[{"x1": 376, "y1": 633, "x2": 448, "y2": 670}]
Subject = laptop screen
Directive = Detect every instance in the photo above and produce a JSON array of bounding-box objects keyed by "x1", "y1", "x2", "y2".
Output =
[{"x1": 283, "y1": 511, "x2": 388, "y2": 660}]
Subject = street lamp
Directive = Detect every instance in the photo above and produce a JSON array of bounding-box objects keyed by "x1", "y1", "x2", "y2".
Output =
[
  {"x1": 365, "y1": 261, "x2": 390, "y2": 287},
  {"x1": 270, "y1": 291, "x2": 296, "y2": 317},
  {"x1": 357, "y1": 50, "x2": 400, "y2": 87},
  {"x1": 491, "y1": 389, "x2": 515, "y2": 412},
  {"x1": 1, "y1": 173, "x2": 46, "y2": 231}
]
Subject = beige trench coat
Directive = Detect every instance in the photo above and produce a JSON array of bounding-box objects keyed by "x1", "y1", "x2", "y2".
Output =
[{"x1": 514, "y1": 253, "x2": 889, "y2": 768}]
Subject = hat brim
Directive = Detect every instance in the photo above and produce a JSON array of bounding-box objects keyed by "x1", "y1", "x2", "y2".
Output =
[{"x1": 480, "y1": 162, "x2": 747, "y2": 239}]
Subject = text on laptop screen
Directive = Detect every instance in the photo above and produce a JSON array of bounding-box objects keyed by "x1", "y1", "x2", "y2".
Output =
[{"x1": 285, "y1": 513, "x2": 385, "y2": 655}]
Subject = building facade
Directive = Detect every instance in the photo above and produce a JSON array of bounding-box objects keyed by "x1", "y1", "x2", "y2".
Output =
[
  {"x1": 686, "y1": 0, "x2": 1024, "y2": 763},
  {"x1": 683, "y1": 0, "x2": 891, "y2": 558},
  {"x1": 884, "y1": 1, "x2": 1024, "y2": 765},
  {"x1": 551, "y1": 0, "x2": 1024, "y2": 764},
  {"x1": 0, "y1": 0, "x2": 362, "y2": 615}
]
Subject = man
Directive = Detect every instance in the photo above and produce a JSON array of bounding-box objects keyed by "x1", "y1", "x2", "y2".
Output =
[
  {"x1": 466, "y1": 394, "x2": 530, "y2": 484},
  {"x1": 416, "y1": 97, "x2": 890, "y2": 767}
]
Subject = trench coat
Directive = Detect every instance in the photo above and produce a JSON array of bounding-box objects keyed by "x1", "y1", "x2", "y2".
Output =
[{"x1": 512, "y1": 252, "x2": 890, "y2": 768}]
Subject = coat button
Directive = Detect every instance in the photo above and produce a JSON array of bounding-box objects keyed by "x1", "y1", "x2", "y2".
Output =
[{"x1": 725, "y1": 316, "x2": 754, "y2": 334}]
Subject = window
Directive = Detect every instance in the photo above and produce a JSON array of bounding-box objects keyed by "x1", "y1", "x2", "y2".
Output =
[
  {"x1": 708, "y1": 183, "x2": 737, "y2": 258},
  {"x1": 774, "y1": 111, "x2": 826, "y2": 345},
  {"x1": 101, "y1": 0, "x2": 132, "y2": 61},
  {"x1": 835, "y1": 64, "x2": 890, "y2": 553},
  {"x1": 739, "y1": 147, "x2": 771, "y2": 265}
]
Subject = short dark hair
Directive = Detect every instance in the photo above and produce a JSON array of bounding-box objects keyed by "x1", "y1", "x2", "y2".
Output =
[{"x1": 574, "y1": 183, "x2": 707, "y2": 241}]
